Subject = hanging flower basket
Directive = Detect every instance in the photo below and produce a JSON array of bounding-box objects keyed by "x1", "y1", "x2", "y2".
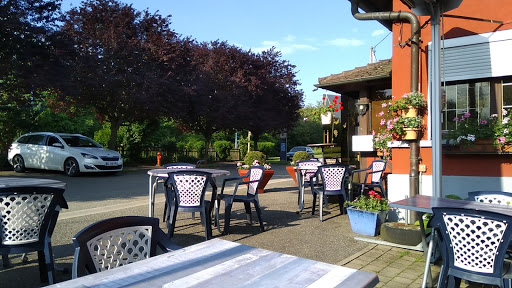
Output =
[
  {"x1": 321, "y1": 112, "x2": 332, "y2": 124},
  {"x1": 402, "y1": 106, "x2": 418, "y2": 118},
  {"x1": 402, "y1": 128, "x2": 420, "y2": 140}
]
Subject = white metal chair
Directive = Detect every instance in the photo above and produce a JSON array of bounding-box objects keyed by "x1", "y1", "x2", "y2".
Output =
[
  {"x1": 158, "y1": 163, "x2": 196, "y2": 221},
  {"x1": 429, "y1": 207, "x2": 512, "y2": 287},
  {"x1": 468, "y1": 191, "x2": 512, "y2": 206}
]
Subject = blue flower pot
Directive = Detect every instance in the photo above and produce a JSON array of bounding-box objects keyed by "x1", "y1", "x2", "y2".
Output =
[{"x1": 346, "y1": 207, "x2": 388, "y2": 236}]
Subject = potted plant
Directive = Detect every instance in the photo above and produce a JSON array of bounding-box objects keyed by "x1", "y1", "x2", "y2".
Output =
[
  {"x1": 390, "y1": 92, "x2": 426, "y2": 117},
  {"x1": 443, "y1": 111, "x2": 497, "y2": 151},
  {"x1": 372, "y1": 130, "x2": 392, "y2": 159},
  {"x1": 495, "y1": 108, "x2": 512, "y2": 152},
  {"x1": 344, "y1": 190, "x2": 389, "y2": 236},
  {"x1": 319, "y1": 95, "x2": 344, "y2": 124},
  {"x1": 286, "y1": 151, "x2": 314, "y2": 185},
  {"x1": 237, "y1": 151, "x2": 274, "y2": 193}
]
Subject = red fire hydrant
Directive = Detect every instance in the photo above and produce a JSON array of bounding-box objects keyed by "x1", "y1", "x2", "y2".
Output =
[{"x1": 156, "y1": 152, "x2": 162, "y2": 166}]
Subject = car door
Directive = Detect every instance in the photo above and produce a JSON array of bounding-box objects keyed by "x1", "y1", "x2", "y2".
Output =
[
  {"x1": 23, "y1": 134, "x2": 47, "y2": 169},
  {"x1": 43, "y1": 136, "x2": 68, "y2": 171}
]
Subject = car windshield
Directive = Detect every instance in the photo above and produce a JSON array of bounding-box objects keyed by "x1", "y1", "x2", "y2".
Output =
[
  {"x1": 291, "y1": 147, "x2": 306, "y2": 152},
  {"x1": 60, "y1": 135, "x2": 101, "y2": 148}
]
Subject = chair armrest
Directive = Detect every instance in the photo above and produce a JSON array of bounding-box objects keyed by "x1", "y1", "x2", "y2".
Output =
[
  {"x1": 351, "y1": 167, "x2": 370, "y2": 174},
  {"x1": 220, "y1": 175, "x2": 245, "y2": 195},
  {"x1": 154, "y1": 228, "x2": 182, "y2": 252}
]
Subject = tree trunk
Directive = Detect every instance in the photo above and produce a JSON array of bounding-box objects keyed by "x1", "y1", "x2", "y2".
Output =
[
  {"x1": 108, "y1": 120, "x2": 121, "y2": 150},
  {"x1": 253, "y1": 132, "x2": 260, "y2": 151}
]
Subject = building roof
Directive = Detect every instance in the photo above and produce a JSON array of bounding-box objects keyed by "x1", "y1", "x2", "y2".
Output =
[{"x1": 316, "y1": 59, "x2": 392, "y2": 88}]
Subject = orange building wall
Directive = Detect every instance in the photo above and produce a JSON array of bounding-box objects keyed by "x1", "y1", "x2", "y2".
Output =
[{"x1": 389, "y1": 0, "x2": 512, "y2": 178}]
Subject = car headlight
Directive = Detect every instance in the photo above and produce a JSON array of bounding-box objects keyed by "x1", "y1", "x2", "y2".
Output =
[{"x1": 81, "y1": 153, "x2": 99, "y2": 159}]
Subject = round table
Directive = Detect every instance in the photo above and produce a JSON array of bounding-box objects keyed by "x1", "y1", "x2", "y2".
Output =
[{"x1": 147, "y1": 168, "x2": 230, "y2": 217}]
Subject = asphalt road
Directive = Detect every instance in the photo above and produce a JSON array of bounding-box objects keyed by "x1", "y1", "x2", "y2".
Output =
[{"x1": 0, "y1": 164, "x2": 369, "y2": 288}]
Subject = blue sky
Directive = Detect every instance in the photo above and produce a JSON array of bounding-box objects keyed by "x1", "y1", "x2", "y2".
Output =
[{"x1": 61, "y1": 0, "x2": 392, "y2": 106}]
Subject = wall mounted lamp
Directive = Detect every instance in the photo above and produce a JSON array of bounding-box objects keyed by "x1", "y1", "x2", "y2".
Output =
[{"x1": 355, "y1": 102, "x2": 369, "y2": 116}]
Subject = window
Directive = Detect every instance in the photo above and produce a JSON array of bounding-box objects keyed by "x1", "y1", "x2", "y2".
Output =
[
  {"x1": 503, "y1": 81, "x2": 512, "y2": 109},
  {"x1": 442, "y1": 80, "x2": 490, "y2": 131}
]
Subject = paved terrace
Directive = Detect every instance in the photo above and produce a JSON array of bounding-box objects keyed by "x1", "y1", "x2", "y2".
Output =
[{"x1": 0, "y1": 164, "x2": 483, "y2": 287}]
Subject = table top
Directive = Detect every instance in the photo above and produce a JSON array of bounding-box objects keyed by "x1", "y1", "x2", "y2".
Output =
[
  {"x1": 48, "y1": 238, "x2": 378, "y2": 288},
  {"x1": 0, "y1": 177, "x2": 66, "y2": 189},
  {"x1": 390, "y1": 194, "x2": 512, "y2": 216},
  {"x1": 148, "y1": 168, "x2": 230, "y2": 178},
  {"x1": 307, "y1": 143, "x2": 336, "y2": 148}
]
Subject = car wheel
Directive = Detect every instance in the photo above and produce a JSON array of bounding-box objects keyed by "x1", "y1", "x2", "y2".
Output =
[
  {"x1": 12, "y1": 155, "x2": 25, "y2": 173},
  {"x1": 64, "y1": 158, "x2": 80, "y2": 177}
]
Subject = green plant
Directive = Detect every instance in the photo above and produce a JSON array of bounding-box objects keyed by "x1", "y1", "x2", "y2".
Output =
[
  {"x1": 258, "y1": 142, "x2": 276, "y2": 157},
  {"x1": 373, "y1": 130, "x2": 392, "y2": 159},
  {"x1": 344, "y1": 190, "x2": 389, "y2": 212},
  {"x1": 495, "y1": 108, "x2": 512, "y2": 147},
  {"x1": 213, "y1": 140, "x2": 232, "y2": 160},
  {"x1": 443, "y1": 111, "x2": 495, "y2": 145},
  {"x1": 237, "y1": 151, "x2": 272, "y2": 170},
  {"x1": 291, "y1": 151, "x2": 312, "y2": 166},
  {"x1": 389, "y1": 91, "x2": 426, "y2": 112}
]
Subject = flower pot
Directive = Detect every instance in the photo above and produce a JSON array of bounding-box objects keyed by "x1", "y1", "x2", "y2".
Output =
[
  {"x1": 286, "y1": 166, "x2": 298, "y2": 185},
  {"x1": 402, "y1": 106, "x2": 418, "y2": 118},
  {"x1": 237, "y1": 169, "x2": 274, "y2": 194},
  {"x1": 402, "y1": 128, "x2": 420, "y2": 140},
  {"x1": 346, "y1": 207, "x2": 387, "y2": 236},
  {"x1": 463, "y1": 139, "x2": 497, "y2": 153},
  {"x1": 321, "y1": 112, "x2": 332, "y2": 124}
]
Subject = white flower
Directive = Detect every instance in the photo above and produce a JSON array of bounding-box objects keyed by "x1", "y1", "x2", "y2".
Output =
[
  {"x1": 503, "y1": 117, "x2": 510, "y2": 124},
  {"x1": 504, "y1": 109, "x2": 508, "y2": 116}
]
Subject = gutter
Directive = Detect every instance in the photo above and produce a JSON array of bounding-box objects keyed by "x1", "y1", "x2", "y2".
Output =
[{"x1": 349, "y1": 0, "x2": 421, "y2": 220}]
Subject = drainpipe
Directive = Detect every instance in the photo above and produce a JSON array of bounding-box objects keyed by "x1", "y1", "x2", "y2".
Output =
[{"x1": 350, "y1": 0, "x2": 420, "y2": 222}]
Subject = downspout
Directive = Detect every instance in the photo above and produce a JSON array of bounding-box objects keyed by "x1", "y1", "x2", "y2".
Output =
[{"x1": 350, "y1": 0, "x2": 420, "y2": 220}]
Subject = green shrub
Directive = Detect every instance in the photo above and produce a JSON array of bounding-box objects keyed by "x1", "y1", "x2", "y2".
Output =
[
  {"x1": 214, "y1": 140, "x2": 232, "y2": 160},
  {"x1": 292, "y1": 151, "x2": 312, "y2": 165},
  {"x1": 244, "y1": 151, "x2": 266, "y2": 166},
  {"x1": 258, "y1": 142, "x2": 276, "y2": 157}
]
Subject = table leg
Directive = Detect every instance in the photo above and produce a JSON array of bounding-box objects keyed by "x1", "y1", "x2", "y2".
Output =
[
  {"x1": 417, "y1": 211, "x2": 433, "y2": 288},
  {"x1": 149, "y1": 175, "x2": 155, "y2": 217}
]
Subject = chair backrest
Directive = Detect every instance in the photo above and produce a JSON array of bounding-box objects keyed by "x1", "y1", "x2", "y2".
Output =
[
  {"x1": 0, "y1": 186, "x2": 67, "y2": 247},
  {"x1": 467, "y1": 191, "x2": 512, "y2": 206},
  {"x1": 163, "y1": 162, "x2": 196, "y2": 169},
  {"x1": 166, "y1": 171, "x2": 211, "y2": 208},
  {"x1": 369, "y1": 160, "x2": 387, "y2": 183},
  {"x1": 296, "y1": 160, "x2": 322, "y2": 183},
  {"x1": 430, "y1": 207, "x2": 512, "y2": 283},
  {"x1": 317, "y1": 164, "x2": 349, "y2": 192},
  {"x1": 72, "y1": 216, "x2": 163, "y2": 277},
  {"x1": 246, "y1": 166, "x2": 265, "y2": 195}
]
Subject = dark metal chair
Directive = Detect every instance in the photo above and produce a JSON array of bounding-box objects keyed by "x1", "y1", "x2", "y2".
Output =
[
  {"x1": 71, "y1": 216, "x2": 180, "y2": 279},
  {"x1": 351, "y1": 160, "x2": 387, "y2": 199},
  {"x1": 159, "y1": 163, "x2": 196, "y2": 222},
  {"x1": 0, "y1": 186, "x2": 68, "y2": 284},
  {"x1": 164, "y1": 171, "x2": 216, "y2": 240},
  {"x1": 310, "y1": 164, "x2": 349, "y2": 221},
  {"x1": 215, "y1": 166, "x2": 265, "y2": 235},
  {"x1": 429, "y1": 207, "x2": 512, "y2": 288}
]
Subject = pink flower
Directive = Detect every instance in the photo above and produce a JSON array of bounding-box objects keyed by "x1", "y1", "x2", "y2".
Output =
[
  {"x1": 463, "y1": 112, "x2": 471, "y2": 118},
  {"x1": 479, "y1": 119, "x2": 488, "y2": 125},
  {"x1": 378, "y1": 111, "x2": 385, "y2": 116},
  {"x1": 368, "y1": 190, "x2": 376, "y2": 195},
  {"x1": 382, "y1": 103, "x2": 387, "y2": 108},
  {"x1": 380, "y1": 119, "x2": 385, "y2": 125},
  {"x1": 453, "y1": 116, "x2": 459, "y2": 122},
  {"x1": 498, "y1": 136, "x2": 506, "y2": 143}
]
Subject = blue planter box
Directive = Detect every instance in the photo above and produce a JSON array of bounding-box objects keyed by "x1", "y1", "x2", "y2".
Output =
[{"x1": 346, "y1": 207, "x2": 387, "y2": 236}]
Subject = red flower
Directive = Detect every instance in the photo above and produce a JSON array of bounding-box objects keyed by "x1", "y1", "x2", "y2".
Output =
[
  {"x1": 368, "y1": 190, "x2": 376, "y2": 195},
  {"x1": 329, "y1": 104, "x2": 333, "y2": 108},
  {"x1": 334, "y1": 95, "x2": 339, "y2": 100},
  {"x1": 333, "y1": 99, "x2": 337, "y2": 104},
  {"x1": 340, "y1": 106, "x2": 344, "y2": 110},
  {"x1": 376, "y1": 194, "x2": 382, "y2": 200},
  {"x1": 322, "y1": 97, "x2": 326, "y2": 100},
  {"x1": 334, "y1": 108, "x2": 339, "y2": 112},
  {"x1": 339, "y1": 102, "x2": 343, "y2": 105}
]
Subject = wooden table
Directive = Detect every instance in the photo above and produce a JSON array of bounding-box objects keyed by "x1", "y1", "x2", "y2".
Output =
[
  {"x1": 147, "y1": 168, "x2": 230, "y2": 217},
  {"x1": 307, "y1": 143, "x2": 336, "y2": 164},
  {"x1": 0, "y1": 177, "x2": 66, "y2": 189},
  {"x1": 390, "y1": 195, "x2": 512, "y2": 288},
  {"x1": 47, "y1": 238, "x2": 379, "y2": 288}
]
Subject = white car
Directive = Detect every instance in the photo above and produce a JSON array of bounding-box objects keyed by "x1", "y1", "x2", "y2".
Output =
[{"x1": 8, "y1": 132, "x2": 123, "y2": 176}]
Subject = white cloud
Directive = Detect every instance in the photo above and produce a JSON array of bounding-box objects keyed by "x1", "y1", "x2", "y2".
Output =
[
  {"x1": 251, "y1": 36, "x2": 318, "y2": 55},
  {"x1": 284, "y1": 35, "x2": 296, "y2": 42},
  {"x1": 326, "y1": 38, "x2": 364, "y2": 47},
  {"x1": 372, "y1": 30, "x2": 386, "y2": 37}
]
